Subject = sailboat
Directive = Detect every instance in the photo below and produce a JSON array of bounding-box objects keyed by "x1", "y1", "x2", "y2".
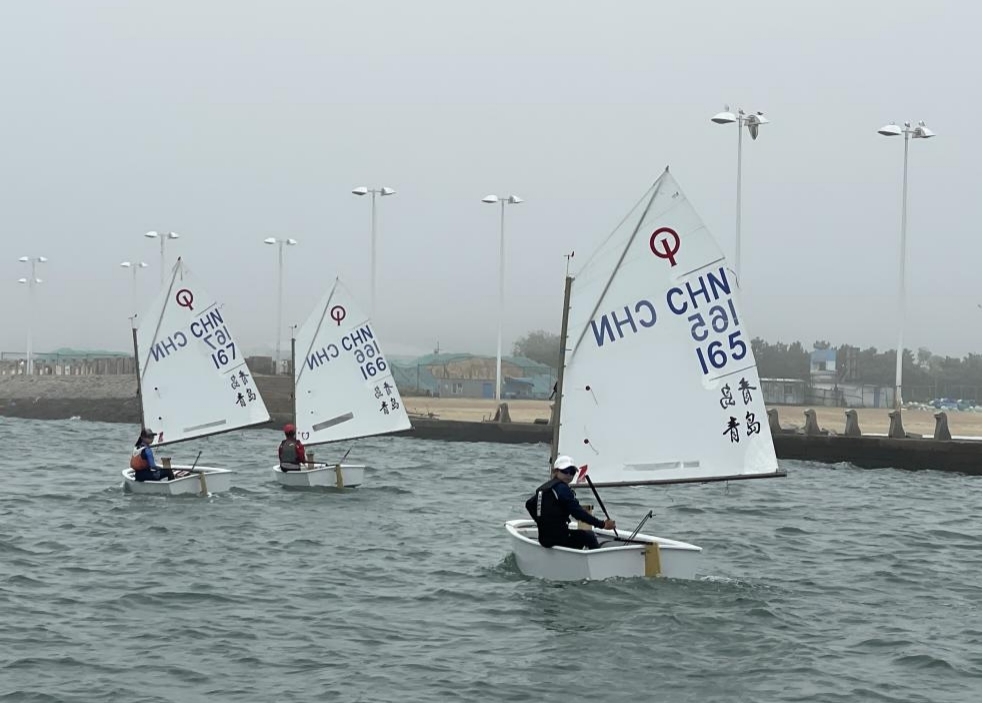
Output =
[
  {"x1": 505, "y1": 168, "x2": 785, "y2": 581},
  {"x1": 271, "y1": 277, "x2": 411, "y2": 488},
  {"x1": 122, "y1": 258, "x2": 271, "y2": 496}
]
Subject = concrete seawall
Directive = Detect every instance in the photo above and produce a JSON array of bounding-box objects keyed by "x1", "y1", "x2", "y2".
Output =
[{"x1": 1, "y1": 375, "x2": 979, "y2": 475}]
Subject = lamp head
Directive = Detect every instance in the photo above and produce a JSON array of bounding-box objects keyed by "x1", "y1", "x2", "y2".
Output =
[{"x1": 711, "y1": 107, "x2": 737, "y2": 124}]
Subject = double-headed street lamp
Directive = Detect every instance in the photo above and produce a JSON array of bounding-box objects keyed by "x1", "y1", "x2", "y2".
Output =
[
  {"x1": 711, "y1": 106, "x2": 770, "y2": 282},
  {"x1": 264, "y1": 237, "x2": 298, "y2": 373},
  {"x1": 482, "y1": 193, "x2": 523, "y2": 402},
  {"x1": 351, "y1": 186, "x2": 396, "y2": 318},
  {"x1": 17, "y1": 255, "x2": 47, "y2": 375},
  {"x1": 144, "y1": 230, "x2": 180, "y2": 285},
  {"x1": 877, "y1": 120, "x2": 936, "y2": 408}
]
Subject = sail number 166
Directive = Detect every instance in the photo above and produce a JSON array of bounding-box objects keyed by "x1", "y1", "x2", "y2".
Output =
[{"x1": 356, "y1": 341, "x2": 388, "y2": 379}]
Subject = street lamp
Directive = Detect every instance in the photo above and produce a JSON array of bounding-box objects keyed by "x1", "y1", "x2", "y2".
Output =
[
  {"x1": 878, "y1": 120, "x2": 936, "y2": 409},
  {"x1": 710, "y1": 105, "x2": 770, "y2": 282},
  {"x1": 351, "y1": 186, "x2": 396, "y2": 317},
  {"x1": 144, "y1": 230, "x2": 180, "y2": 285},
  {"x1": 481, "y1": 193, "x2": 523, "y2": 402},
  {"x1": 17, "y1": 255, "x2": 47, "y2": 375},
  {"x1": 120, "y1": 260, "x2": 149, "y2": 322},
  {"x1": 264, "y1": 237, "x2": 298, "y2": 374}
]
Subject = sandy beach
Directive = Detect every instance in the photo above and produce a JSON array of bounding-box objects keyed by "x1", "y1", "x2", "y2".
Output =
[{"x1": 400, "y1": 397, "x2": 981, "y2": 436}]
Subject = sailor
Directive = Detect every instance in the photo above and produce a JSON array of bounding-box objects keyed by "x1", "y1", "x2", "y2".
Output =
[
  {"x1": 525, "y1": 455, "x2": 615, "y2": 549},
  {"x1": 130, "y1": 428, "x2": 175, "y2": 482},
  {"x1": 278, "y1": 424, "x2": 307, "y2": 471}
]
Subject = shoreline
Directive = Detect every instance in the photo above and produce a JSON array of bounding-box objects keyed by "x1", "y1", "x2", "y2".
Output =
[{"x1": 1, "y1": 374, "x2": 980, "y2": 436}]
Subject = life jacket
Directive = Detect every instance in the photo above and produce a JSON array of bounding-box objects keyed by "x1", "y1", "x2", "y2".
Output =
[
  {"x1": 279, "y1": 438, "x2": 301, "y2": 466},
  {"x1": 525, "y1": 478, "x2": 566, "y2": 526},
  {"x1": 129, "y1": 446, "x2": 149, "y2": 471}
]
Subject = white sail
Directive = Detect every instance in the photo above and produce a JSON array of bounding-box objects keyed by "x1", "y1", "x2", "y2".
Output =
[
  {"x1": 559, "y1": 168, "x2": 780, "y2": 487},
  {"x1": 137, "y1": 259, "x2": 271, "y2": 445},
  {"x1": 293, "y1": 278, "x2": 410, "y2": 446}
]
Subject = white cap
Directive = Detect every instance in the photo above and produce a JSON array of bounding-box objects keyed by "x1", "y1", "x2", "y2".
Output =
[{"x1": 553, "y1": 455, "x2": 575, "y2": 471}]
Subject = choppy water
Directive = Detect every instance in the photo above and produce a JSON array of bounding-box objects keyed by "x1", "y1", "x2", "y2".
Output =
[{"x1": 0, "y1": 416, "x2": 979, "y2": 703}]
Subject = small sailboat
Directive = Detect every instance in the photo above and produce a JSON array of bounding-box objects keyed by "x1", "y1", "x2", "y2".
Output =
[
  {"x1": 271, "y1": 278, "x2": 411, "y2": 488},
  {"x1": 122, "y1": 258, "x2": 271, "y2": 495},
  {"x1": 506, "y1": 168, "x2": 786, "y2": 580}
]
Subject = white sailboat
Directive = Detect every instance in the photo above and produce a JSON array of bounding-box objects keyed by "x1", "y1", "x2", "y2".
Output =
[
  {"x1": 271, "y1": 278, "x2": 411, "y2": 488},
  {"x1": 506, "y1": 168, "x2": 786, "y2": 580},
  {"x1": 122, "y1": 258, "x2": 271, "y2": 496}
]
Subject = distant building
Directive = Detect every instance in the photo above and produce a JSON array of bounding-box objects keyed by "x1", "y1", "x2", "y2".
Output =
[
  {"x1": 806, "y1": 347, "x2": 893, "y2": 407},
  {"x1": 389, "y1": 353, "x2": 555, "y2": 399}
]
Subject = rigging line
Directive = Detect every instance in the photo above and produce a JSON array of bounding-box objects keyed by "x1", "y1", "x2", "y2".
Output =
[
  {"x1": 571, "y1": 171, "x2": 668, "y2": 356},
  {"x1": 295, "y1": 278, "x2": 340, "y2": 387}
]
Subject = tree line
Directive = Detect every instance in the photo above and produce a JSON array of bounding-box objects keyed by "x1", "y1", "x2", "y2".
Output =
[{"x1": 513, "y1": 331, "x2": 981, "y2": 403}]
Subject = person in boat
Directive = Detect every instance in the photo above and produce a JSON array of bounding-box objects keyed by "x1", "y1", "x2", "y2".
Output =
[
  {"x1": 130, "y1": 428, "x2": 175, "y2": 482},
  {"x1": 278, "y1": 423, "x2": 307, "y2": 471},
  {"x1": 525, "y1": 455, "x2": 615, "y2": 550}
]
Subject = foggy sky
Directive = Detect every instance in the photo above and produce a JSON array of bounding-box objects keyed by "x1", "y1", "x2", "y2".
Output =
[{"x1": 2, "y1": 0, "x2": 980, "y2": 361}]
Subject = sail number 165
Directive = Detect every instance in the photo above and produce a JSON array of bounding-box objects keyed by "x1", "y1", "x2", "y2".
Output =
[{"x1": 689, "y1": 300, "x2": 746, "y2": 375}]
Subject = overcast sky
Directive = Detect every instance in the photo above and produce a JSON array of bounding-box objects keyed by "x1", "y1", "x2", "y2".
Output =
[{"x1": 1, "y1": 0, "x2": 980, "y2": 361}]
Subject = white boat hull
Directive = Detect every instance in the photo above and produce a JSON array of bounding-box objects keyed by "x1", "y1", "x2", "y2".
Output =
[
  {"x1": 271, "y1": 464, "x2": 365, "y2": 489},
  {"x1": 121, "y1": 465, "x2": 234, "y2": 496},
  {"x1": 505, "y1": 519, "x2": 702, "y2": 581}
]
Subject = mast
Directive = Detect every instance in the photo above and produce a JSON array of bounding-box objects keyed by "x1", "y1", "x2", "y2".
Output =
[
  {"x1": 131, "y1": 325, "x2": 145, "y2": 429},
  {"x1": 549, "y1": 275, "x2": 573, "y2": 471},
  {"x1": 291, "y1": 335, "x2": 297, "y2": 425}
]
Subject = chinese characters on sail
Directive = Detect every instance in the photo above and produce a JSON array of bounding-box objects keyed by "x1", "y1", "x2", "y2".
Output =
[{"x1": 721, "y1": 377, "x2": 761, "y2": 443}]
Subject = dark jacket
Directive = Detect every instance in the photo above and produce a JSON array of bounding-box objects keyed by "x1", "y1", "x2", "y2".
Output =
[{"x1": 525, "y1": 477, "x2": 604, "y2": 547}]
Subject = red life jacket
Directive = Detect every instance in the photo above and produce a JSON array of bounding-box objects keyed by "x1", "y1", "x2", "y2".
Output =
[{"x1": 129, "y1": 446, "x2": 149, "y2": 471}]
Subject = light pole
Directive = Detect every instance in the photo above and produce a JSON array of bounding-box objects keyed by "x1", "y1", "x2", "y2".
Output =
[
  {"x1": 711, "y1": 106, "x2": 769, "y2": 282},
  {"x1": 264, "y1": 237, "x2": 298, "y2": 374},
  {"x1": 144, "y1": 230, "x2": 180, "y2": 285},
  {"x1": 17, "y1": 255, "x2": 47, "y2": 375},
  {"x1": 878, "y1": 120, "x2": 936, "y2": 409},
  {"x1": 481, "y1": 193, "x2": 523, "y2": 402},
  {"x1": 351, "y1": 186, "x2": 396, "y2": 318},
  {"x1": 120, "y1": 260, "x2": 149, "y2": 321}
]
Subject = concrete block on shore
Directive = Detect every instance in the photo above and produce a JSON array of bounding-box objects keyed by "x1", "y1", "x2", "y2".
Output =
[
  {"x1": 843, "y1": 409, "x2": 862, "y2": 437},
  {"x1": 933, "y1": 412, "x2": 952, "y2": 440},
  {"x1": 804, "y1": 408, "x2": 829, "y2": 436}
]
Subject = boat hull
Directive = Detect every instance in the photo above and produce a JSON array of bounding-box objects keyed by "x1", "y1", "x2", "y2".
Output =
[
  {"x1": 271, "y1": 464, "x2": 365, "y2": 488},
  {"x1": 505, "y1": 519, "x2": 702, "y2": 581},
  {"x1": 121, "y1": 465, "x2": 233, "y2": 496}
]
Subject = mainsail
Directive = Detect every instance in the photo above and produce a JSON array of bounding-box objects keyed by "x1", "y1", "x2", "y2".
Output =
[
  {"x1": 293, "y1": 278, "x2": 410, "y2": 446},
  {"x1": 136, "y1": 258, "x2": 271, "y2": 445},
  {"x1": 558, "y1": 168, "x2": 781, "y2": 487}
]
